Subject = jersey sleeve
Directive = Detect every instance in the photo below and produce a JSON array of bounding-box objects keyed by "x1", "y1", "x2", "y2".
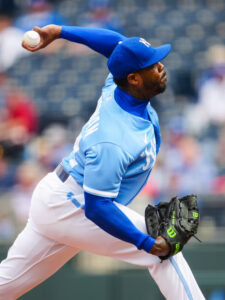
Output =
[
  {"x1": 60, "y1": 26, "x2": 127, "y2": 58},
  {"x1": 83, "y1": 143, "x2": 129, "y2": 198}
]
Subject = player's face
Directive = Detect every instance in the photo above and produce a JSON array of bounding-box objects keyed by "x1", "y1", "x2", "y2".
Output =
[{"x1": 139, "y1": 62, "x2": 167, "y2": 98}]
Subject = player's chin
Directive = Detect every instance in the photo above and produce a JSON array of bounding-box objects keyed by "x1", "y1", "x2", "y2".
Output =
[{"x1": 157, "y1": 83, "x2": 167, "y2": 94}]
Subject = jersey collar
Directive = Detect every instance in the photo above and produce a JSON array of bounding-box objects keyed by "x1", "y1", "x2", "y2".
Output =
[{"x1": 114, "y1": 87, "x2": 149, "y2": 120}]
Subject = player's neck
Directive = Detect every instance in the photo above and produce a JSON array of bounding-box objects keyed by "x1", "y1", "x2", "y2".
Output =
[{"x1": 121, "y1": 86, "x2": 151, "y2": 100}]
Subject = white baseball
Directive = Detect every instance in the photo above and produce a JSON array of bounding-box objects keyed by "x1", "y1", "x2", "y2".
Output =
[{"x1": 23, "y1": 30, "x2": 41, "y2": 48}]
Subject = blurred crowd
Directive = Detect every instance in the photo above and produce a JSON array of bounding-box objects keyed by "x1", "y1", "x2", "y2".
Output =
[{"x1": 0, "y1": 0, "x2": 225, "y2": 244}]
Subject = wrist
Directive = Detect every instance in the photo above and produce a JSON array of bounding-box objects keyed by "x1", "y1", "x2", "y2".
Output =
[
  {"x1": 141, "y1": 236, "x2": 156, "y2": 253},
  {"x1": 149, "y1": 236, "x2": 170, "y2": 256},
  {"x1": 53, "y1": 25, "x2": 62, "y2": 39},
  {"x1": 43, "y1": 24, "x2": 62, "y2": 39},
  {"x1": 59, "y1": 25, "x2": 68, "y2": 39}
]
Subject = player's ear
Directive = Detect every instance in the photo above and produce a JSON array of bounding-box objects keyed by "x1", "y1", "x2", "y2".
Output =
[{"x1": 127, "y1": 72, "x2": 143, "y2": 87}]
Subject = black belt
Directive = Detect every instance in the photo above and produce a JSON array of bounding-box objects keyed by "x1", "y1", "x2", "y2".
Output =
[{"x1": 55, "y1": 164, "x2": 69, "y2": 182}]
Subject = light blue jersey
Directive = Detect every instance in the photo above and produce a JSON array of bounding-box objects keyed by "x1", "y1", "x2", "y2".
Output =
[{"x1": 62, "y1": 74, "x2": 160, "y2": 206}]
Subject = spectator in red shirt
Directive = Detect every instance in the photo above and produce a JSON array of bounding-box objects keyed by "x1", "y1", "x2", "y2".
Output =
[{"x1": 0, "y1": 85, "x2": 38, "y2": 158}]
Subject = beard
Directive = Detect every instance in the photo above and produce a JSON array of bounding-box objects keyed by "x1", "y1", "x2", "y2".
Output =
[
  {"x1": 143, "y1": 80, "x2": 167, "y2": 98},
  {"x1": 157, "y1": 82, "x2": 167, "y2": 94}
]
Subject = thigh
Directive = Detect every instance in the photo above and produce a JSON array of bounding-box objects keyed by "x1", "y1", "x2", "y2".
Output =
[
  {"x1": 32, "y1": 202, "x2": 205, "y2": 300},
  {"x1": 29, "y1": 173, "x2": 205, "y2": 300},
  {"x1": 29, "y1": 173, "x2": 149, "y2": 263},
  {"x1": 0, "y1": 220, "x2": 79, "y2": 300},
  {"x1": 32, "y1": 190, "x2": 160, "y2": 268}
]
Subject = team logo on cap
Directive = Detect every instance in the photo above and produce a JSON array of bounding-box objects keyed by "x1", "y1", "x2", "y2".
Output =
[{"x1": 139, "y1": 38, "x2": 151, "y2": 47}]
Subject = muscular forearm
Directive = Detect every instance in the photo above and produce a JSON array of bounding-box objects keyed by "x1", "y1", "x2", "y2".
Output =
[{"x1": 84, "y1": 192, "x2": 155, "y2": 253}]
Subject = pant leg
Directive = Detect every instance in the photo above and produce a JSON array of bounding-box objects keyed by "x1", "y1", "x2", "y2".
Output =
[
  {"x1": 148, "y1": 253, "x2": 205, "y2": 300},
  {"x1": 95, "y1": 203, "x2": 206, "y2": 300},
  {"x1": 29, "y1": 172, "x2": 205, "y2": 300},
  {"x1": 0, "y1": 220, "x2": 79, "y2": 300}
]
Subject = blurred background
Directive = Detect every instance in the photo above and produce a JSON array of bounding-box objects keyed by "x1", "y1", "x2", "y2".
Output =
[{"x1": 0, "y1": 0, "x2": 225, "y2": 299}]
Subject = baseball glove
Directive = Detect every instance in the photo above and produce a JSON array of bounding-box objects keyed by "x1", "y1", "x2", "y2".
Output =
[{"x1": 145, "y1": 194, "x2": 200, "y2": 260}]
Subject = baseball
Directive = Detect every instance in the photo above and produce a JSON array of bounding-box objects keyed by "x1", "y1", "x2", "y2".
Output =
[{"x1": 23, "y1": 30, "x2": 41, "y2": 47}]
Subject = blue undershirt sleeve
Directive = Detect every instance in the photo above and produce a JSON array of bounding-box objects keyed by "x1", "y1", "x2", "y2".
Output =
[
  {"x1": 84, "y1": 192, "x2": 155, "y2": 253},
  {"x1": 60, "y1": 26, "x2": 127, "y2": 58}
]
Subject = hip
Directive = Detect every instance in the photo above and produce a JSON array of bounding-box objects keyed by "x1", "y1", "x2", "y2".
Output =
[{"x1": 29, "y1": 170, "x2": 85, "y2": 225}]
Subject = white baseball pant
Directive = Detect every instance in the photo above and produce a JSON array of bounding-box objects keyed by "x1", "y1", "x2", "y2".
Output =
[{"x1": 0, "y1": 171, "x2": 205, "y2": 300}]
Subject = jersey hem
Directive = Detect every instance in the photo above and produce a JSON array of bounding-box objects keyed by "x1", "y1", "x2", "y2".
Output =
[{"x1": 83, "y1": 185, "x2": 118, "y2": 198}]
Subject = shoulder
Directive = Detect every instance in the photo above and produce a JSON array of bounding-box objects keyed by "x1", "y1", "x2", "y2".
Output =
[
  {"x1": 81, "y1": 111, "x2": 125, "y2": 150},
  {"x1": 102, "y1": 73, "x2": 116, "y2": 89},
  {"x1": 80, "y1": 104, "x2": 137, "y2": 162}
]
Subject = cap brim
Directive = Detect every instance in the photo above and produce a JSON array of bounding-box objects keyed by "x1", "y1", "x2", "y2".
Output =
[{"x1": 143, "y1": 44, "x2": 171, "y2": 69}]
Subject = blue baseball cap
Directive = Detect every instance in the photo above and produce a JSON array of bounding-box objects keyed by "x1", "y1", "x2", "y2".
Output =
[{"x1": 107, "y1": 37, "x2": 171, "y2": 78}]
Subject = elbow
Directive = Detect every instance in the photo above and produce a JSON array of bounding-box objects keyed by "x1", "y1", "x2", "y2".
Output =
[
  {"x1": 85, "y1": 205, "x2": 98, "y2": 222},
  {"x1": 84, "y1": 192, "x2": 112, "y2": 224}
]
